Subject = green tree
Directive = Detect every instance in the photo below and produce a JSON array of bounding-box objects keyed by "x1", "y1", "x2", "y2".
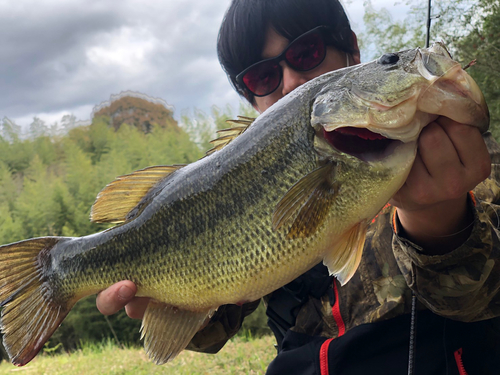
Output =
[
  {"x1": 0, "y1": 119, "x2": 35, "y2": 173},
  {"x1": 453, "y1": 0, "x2": 500, "y2": 137},
  {"x1": 181, "y1": 103, "x2": 258, "y2": 152},
  {"x1": 0, "y1": 103, "x2": 265, "y2": 353},
  {"x1": 359, "y1": 0, "x2": 500, "y2": 137}
]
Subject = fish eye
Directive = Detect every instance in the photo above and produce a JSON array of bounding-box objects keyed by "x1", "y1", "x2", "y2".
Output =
[{"x1": 377, "y1": 53, "x2": 399, "y2": 65}]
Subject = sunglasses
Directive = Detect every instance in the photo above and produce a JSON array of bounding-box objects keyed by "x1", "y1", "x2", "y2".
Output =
[{"x1": 236, "y1": 26, "x2": 329, "y2": 97}]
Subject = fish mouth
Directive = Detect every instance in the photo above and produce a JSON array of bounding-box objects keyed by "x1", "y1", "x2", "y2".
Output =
[{"x1": 323, "y1": 127, "x2": 403, "y2": 162}]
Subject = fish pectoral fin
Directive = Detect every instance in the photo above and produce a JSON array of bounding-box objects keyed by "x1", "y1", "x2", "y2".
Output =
[
  {"x1": 272, "y1": 162, "x2": 338, "y2": 238},
  {"x1": 205, "y1": 116, "x2": 255, "y2": 156},
  {"x1": 90, "y1": 165, "x2": 184, "y2": 223},
  {"x1": 323, "y1": 221, "x2": 368, "y2": 286},
  {"x1": 140, "y1": 300, "x2": 214, "y2": 365}
]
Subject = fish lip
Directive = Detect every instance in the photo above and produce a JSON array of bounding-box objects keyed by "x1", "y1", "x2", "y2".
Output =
[
  {"x1": 417, "y1": 61, "x2": 490, "y2": 132},
  {"x1": 322, "y1": 127, "x2": 404, "y2": 163},
  {"x1": 318, "y1": 90, "x2": 424, "y2": 142},
  {"x1": 321, "y1": 121, "x2": 411, "y2": 142}
]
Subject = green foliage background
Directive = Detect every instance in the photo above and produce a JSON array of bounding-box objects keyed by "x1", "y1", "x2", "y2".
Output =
[
  {"x1": 359, "y1": 0, "x2": 500, "y2": 138},
  {"x1": 1, "y1": 0, "x2": 499, "y2": 362},
  {"x1": 0, "y1": 116, "x2": 202, "y2": 355},
  {"x1": 0, "y1": 104, "x2": 268, "y2": 361},
  {"x1": 0, "y1": 118, "x2": 201, "y2": 243}
]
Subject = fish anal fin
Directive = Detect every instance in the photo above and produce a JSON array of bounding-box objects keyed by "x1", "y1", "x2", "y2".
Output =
[
  {"x1": 324, "y1": 221, "x2": 368, "y2": 286},
  {"x1": 140, "y1": 300, "x2": 214, "y2": 365},
  {"x1": 272, "y1": 163, "x2": 338, "y2": 237},
  {"x1": 90, "y1": 165, "x2": 184, "y2": 223},
  {"x1": 205, "y1": 116, "x2": 255, "y2": 156}
]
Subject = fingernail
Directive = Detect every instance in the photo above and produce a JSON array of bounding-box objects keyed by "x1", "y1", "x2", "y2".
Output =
[{"x1": 118, "y1": 286, "x2": 134, "y2": 300}]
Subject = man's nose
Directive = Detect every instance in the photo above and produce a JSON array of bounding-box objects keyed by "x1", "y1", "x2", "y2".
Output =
[{"x1": 281, "y1": 64, "x2": 308, "y2": 96}]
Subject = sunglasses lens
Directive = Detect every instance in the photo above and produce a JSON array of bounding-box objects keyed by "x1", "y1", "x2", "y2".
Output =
[
  {"x1": 285, "y1": 32, "x2": 325, "y2": 70},
  {"x1": 242, "y1": 61, "x2": 281, "y2": 96},
  {"x1": 239, "y1": 28, "x2": 327, "y2": 97}
]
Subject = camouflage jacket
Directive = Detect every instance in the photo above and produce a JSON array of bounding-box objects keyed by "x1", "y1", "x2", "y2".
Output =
[{"x1": 187, "y1": 132, "x2": 500, "y2": 353}]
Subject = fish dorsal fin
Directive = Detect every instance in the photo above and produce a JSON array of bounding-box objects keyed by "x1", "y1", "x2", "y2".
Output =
[
  {"x1": 205, "y1": 116, "x2": 255, "y2": 156},
  {"x1": 90, "y1": 165, "x2": 184, "y2": 223},
  {"x1": 324, "y1": 221, "x2": 368, "y2": 285},
  {"x1": 272, "y1": 162, "x2": 339, "y2": 238},
  {"x1": 140, "y1": 300, "x2": 214, "y2": 365}
]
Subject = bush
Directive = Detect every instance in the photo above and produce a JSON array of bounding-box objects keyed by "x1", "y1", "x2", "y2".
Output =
[{"x1": 239, "y1": 301, "x2": 272, "y2": 339}]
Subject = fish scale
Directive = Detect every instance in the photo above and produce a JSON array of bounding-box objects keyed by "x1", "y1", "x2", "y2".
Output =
[
  {"x1": 0, "y1": 42, "x2": 490, "y2": 366},
  {"x1": 47, "y1": 104, "x2": 318, "y2": 311}
]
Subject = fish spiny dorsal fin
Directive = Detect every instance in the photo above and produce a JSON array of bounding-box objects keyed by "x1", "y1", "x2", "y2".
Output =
[
  {"x1": 324, "y1": 221, "x2": 368, "y2": 285},
  {"x1": 205, "y1": 116, "x2": 255, "y2": 156},
  {"x1": 272, "y1": 162, "x2": 339, "y2": 238},
  {"x1": 90, "y1": 165, "x2": 185, "y2": 223}
]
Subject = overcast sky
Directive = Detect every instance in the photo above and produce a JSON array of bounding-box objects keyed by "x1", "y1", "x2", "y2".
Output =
[{"x1": 0, "y1": 0, "x2": 409, "y2": 129}]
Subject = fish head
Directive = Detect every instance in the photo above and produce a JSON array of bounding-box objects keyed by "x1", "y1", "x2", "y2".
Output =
[{"x1": 311, "y1": 42, "x2": 489, "y2": 165}]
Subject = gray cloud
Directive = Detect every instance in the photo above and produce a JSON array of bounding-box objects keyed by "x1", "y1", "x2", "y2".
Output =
[
  {"x1": 1, "y1": 0, "x2": 394, "y2": 127},
  {"x1": 1, "y1": 2, "x2": 125, "y2": 107}
]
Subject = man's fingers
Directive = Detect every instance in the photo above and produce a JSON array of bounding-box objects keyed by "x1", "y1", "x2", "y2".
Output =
[
  {"x1": 96, "y1": 280, "x2": 137, "y2": 316},
  {"x1": 125, "y1": 297, "x2": 150, "y2": 319},
  {"x1": 418, "y1": 122, "x2": 459, "y2": 179},
  {"x1": 437, "y1": 117, "x2": 491, "y2": 180},
  {"x1": 392, "y1": 149, "x2": 441, "y2": 210}
]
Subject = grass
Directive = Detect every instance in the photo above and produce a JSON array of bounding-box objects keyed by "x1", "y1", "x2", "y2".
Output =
[{"x1": 0, "y1": 336, "x2": 276, "y2": 375}]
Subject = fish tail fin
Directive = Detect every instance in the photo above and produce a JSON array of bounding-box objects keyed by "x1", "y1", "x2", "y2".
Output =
[{"x1": 0, "y1": 237, "x2": 74, "y2": 366}]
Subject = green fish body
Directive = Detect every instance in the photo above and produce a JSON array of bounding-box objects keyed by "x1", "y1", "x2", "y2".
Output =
[{"x1": 0, "y1": 43, "x2": 489, "y2": 366}]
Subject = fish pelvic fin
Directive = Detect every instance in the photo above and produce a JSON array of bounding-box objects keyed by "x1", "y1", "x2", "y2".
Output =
[
  {"x1": 324, "y1": 221, "x2": 368, "y2": 286},
  {"x1": 90, "y1": 165, "x2": 185, "y2": 224},
  {"x1": 140, "y1": 300, "x2": 214, "y2": 365},
  {"x1": 272, "y1": 162, "x2": 339, "y2": 238},
  {"x1": 205, "y1": 116, "x2": 255, "y2": 156},
  {"x1": 0, "y1": 237, "x2": 74, "y2": 366}
]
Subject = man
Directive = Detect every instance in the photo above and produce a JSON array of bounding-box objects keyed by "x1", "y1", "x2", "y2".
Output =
[{"x1": 97, "y1": 0, "x2": 500, "y2": 373}]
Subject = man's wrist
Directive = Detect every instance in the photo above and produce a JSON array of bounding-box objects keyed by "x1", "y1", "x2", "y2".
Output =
[{"x1": 395, "y1": 193, "x2": 474, "y2": 255}]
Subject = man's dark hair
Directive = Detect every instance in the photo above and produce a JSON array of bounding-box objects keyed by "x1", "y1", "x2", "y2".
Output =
[{"x1": 217, "y1": 0, "x2": 356, "y2": 104}]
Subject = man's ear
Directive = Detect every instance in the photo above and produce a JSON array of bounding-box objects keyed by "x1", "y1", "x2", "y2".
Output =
[{"x1": 351, "y1": 31, "x2": 361, "y2": 65}]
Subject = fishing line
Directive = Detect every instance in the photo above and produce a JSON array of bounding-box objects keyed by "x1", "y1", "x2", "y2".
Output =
[
  {"x1": 423, "y1": 218, "x2": 476, "y2": 238},
  {"x1": 442, "y1": 318, "x2": 449, "y2": 374},
  {"x1": 419, "y1": 57, "x2": 458, "y2": 98},
  {"x1": 407, "y1": 291, "x2": 418, "y2": 375}
]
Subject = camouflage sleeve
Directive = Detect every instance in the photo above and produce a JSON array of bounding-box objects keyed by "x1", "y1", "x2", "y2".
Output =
[
  {"x1": 185, "y1": 300, "x2": 260, "y2": 353},
  {"x1": 392, "y1": 132, "x2": 500, "y2": 322}
]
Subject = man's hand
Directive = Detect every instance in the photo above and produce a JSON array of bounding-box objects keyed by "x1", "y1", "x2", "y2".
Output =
[
  {"x1": 96, "y1": 282, "x2": 212, "y2": 333},
  {"x1": 96, "y1": 280, "x2": 149, "y2": 319},
  {"x1": 390, "y1": 117, "x2": 491, "y2": 254}
]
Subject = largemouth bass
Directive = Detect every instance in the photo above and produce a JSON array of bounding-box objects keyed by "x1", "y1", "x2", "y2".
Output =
[{"x1": 0, "y1": 43, "x2": 489, "y2": 366}]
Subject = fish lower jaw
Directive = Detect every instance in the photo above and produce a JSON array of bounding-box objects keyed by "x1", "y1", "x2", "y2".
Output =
[
  {"x1": 369, "y1": 140, "x2": 417, "y2": 172},
  {"x1": 321, "y1": 126, "x2": 418, "y2": 163}
]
